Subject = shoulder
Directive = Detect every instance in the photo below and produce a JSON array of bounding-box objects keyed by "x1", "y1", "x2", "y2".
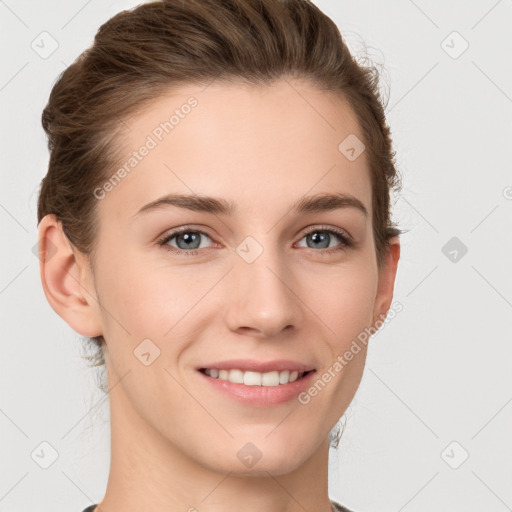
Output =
[{"x1": 331, "y1": 499, "x2": 357, "y2": 512}]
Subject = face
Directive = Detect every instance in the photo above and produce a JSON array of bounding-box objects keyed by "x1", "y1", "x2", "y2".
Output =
[{"x1": 56, "y1": 78, "x2": 399, "y2": 476}]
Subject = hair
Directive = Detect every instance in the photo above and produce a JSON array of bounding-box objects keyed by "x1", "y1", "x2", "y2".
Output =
[{"x1": 37, "y1": 0, "x2": 403, "y2": 450}]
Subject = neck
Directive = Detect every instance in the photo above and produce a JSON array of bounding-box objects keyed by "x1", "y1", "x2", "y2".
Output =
[{"x1": 96, "y1": 382, "x2": 334, "y2": 512}]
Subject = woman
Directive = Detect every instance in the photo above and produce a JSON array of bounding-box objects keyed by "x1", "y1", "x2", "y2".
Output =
[{"x1": 36, "y1": 0, "x2": 402, "y2": 511}]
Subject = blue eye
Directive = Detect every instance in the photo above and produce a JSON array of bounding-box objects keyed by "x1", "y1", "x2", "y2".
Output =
[
  {"x1": 296, "y1": 227, "x2": 352, "y2": 253},
  {"x1": 157, "y1": 225, "x2": 353, "y2": 256},
  {"x1": 158, "y1": 227, "x2": 213, "y2": 256}
]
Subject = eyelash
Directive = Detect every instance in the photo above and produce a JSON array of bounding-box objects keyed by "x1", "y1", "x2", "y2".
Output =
[{"x1": 157, "y1": 225, "x2": 354, "y2": 257}]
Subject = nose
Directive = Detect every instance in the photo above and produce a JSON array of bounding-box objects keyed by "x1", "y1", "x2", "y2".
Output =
[{"x1": 224, "y1": 243, "x2": 304, "y2": 338}]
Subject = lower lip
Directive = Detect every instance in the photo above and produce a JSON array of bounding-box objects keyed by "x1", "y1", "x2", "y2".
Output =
[{"x1": 197, "y1": 370, "x2": 316, "y2": 407}]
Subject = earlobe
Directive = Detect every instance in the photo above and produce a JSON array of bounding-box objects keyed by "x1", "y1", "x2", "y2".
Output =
[
  {"x1": 372, "y1": 236, "x2": 401, "y2": 327},
  {"x1": 37, "y1": 214, "x2": 103, "y2": 337}
]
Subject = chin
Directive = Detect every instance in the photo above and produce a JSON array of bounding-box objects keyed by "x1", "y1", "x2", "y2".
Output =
[{"x1": 201, "y1": 438, "x2": 315, "y2": 477}]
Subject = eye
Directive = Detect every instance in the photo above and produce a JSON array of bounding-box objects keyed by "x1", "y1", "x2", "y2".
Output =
[
  {"x1": 157, "y1": 226, "x2": 215, "y2": 256},
  {"x1": 295, "y1": 226, "x2": 353, "y2": 254},
  {"x1": 157, "y1": 224, "x2": 354, "y2": 257}
]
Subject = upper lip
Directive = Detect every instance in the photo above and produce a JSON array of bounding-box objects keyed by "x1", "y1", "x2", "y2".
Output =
[{"x1": 197, "y1": 359, "x2": 315, "y2": 373}]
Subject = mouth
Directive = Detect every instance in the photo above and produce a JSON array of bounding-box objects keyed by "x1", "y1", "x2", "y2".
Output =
[
  {"x1": 196, "y1": 367, "x2": 317, "y2": 407},
  {"x1": 198, "y1": 368, "x2": 315, "y2": 387}
]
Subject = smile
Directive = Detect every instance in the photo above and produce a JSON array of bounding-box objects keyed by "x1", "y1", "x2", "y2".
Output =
[
  {"x1": 197, "y1": 368, "x2": 317, "y2": 407},
  {"x1": 200, "y1": 368, "x2": 313, "y2": 386}
]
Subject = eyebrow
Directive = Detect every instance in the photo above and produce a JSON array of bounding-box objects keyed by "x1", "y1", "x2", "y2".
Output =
[{"x1": 133, "y1": 192, "x2": 368, "y2": 218}]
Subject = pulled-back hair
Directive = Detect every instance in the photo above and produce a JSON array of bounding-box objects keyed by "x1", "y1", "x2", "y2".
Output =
[{"x1": 37, "y1": 0, "x2": 402, "y2": 447}]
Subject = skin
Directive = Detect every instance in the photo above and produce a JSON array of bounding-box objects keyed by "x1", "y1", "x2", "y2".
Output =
[{"x1": 38, "y1": 77, "x2": 400, "y2": 512}]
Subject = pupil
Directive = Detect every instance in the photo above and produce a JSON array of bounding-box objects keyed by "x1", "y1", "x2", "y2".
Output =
[
  {"x1": 310, "y1": 232, "x2": 328, "y2": 249},
  {"x1": 180, "y1": 232, "x2": 199, "y2": 249}
]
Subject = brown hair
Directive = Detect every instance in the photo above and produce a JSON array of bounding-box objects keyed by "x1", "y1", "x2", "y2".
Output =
[{"x1": 37, "y1": 0, "x2": 402, "y2": 447}]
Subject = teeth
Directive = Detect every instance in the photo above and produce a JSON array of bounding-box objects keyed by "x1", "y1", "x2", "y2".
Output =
[
  {"x1": 244, "y1": 371, "x2": 261, "y2": 386},
  {"x1": 203, "y1": 368, "x2": 305, "y2": 386}
]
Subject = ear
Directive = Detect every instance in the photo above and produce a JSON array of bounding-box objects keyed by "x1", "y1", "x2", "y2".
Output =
[
  {"x1": 372, "y1": 235, "x2": 401, "y2": 327},
  {"x1": 37, "y1": 214, "x2": 103, "y2": 337}
]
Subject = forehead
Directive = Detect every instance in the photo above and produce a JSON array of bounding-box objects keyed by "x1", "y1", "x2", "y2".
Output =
[{"x1": 99, "y1": 78, "x2": 372, "y2": 223}]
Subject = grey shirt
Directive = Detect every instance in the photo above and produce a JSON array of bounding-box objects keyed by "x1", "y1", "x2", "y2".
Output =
[
  {"x1": 82, "y1": 501, "x2": 355, "y2": 512},
  {"x1": 331, "y1": 500, "x2": 355, "y2": 512}
]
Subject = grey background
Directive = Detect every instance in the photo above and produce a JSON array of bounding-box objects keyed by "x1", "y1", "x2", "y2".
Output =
[{"x1": 1, "y1": 1, "x2": 511, "y2": 511}]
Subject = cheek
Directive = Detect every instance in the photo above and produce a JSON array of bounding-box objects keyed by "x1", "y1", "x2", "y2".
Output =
[
  {"x1": 302, "y1": 264, "x2": 375, "y2": 404},
  {"x1": 97, "y1": 254, "x2": 214, "y2": 369},
  {"x1": 96, "y1": 258, "x2": 194, "y2": 403},
  {"x1": 98, "y1": 254, "x2": 188, "y2": 330},
  {"x1": 306, "y1": 261, "x2": 377, "y2": 344}
]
